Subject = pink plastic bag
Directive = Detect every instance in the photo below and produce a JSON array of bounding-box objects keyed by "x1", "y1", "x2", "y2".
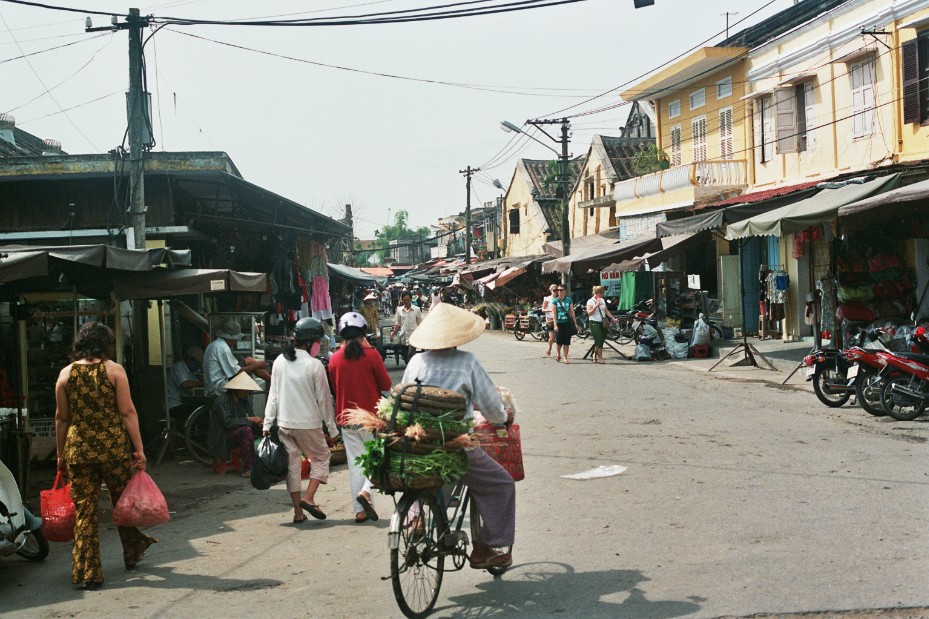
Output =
[{"x1": 113, "y1": 471, "x2": 170, "y2": 528}]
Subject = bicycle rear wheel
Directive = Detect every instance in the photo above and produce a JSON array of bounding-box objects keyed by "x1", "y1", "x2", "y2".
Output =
[
  {"x1": 468, "y1": 496, "x2": 512, "y2": 577},
  {"x1": 391, "y1": 493, "x2": 446, "y2": 619},
  {"x1": 184, "y1": 405, "x2": 212, "y2": 467}
]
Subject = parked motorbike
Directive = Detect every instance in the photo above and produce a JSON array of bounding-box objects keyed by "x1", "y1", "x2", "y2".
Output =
[
  {"x1": 513, "y1": 308, "x2": 548, "y2": 342},
  {"x1": 877, "y1": 326, "x2": 929, "y2": 421},
  {"x1": 844, "y1": 331, "x2": 892, "y2": 417},
  {"x1": 610, "y1": 300, "x2": 651, "y2": 344},
  {"x1": 0, "y1": 458, "x2": 49, "y2": 562}
]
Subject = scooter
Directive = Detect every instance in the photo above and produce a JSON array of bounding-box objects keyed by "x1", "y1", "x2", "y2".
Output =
[
  {"x1": 0, "y1": 458, "x2": 49, "y2": 562},
  {"x1": 877, "y1": 326, "x2": 929, "y2": 421},
  {"x1": 844, "y1": 331, "x2": 892, "y2": 417}
]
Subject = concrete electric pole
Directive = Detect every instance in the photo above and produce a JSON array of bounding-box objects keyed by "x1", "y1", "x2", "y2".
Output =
[
  {"x1": 459, "y1": 165, "x2": 480, "y2": 264},
  {"x1": 87, "y1": 8, "x2": 151, "y2": 249}
]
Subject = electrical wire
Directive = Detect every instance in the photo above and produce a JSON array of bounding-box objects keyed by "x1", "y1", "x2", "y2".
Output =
[{"x1": 0, "y1": 30, "x2": 108, "y2": 64}]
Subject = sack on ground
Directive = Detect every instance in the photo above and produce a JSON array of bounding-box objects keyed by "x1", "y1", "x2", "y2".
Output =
[
  {"x1": 40, "y1": 472, "x2": 75, "y2": 542},
  {"x1": 112, "y1": 471, "x2": 170, "y2": 528},
  {"x1": 256, "y1": 433, "x2": 288, "y2": 478},
  {"x1": 635, "y1": 343, "x2": 652, "y2": 362},
  {"x1": 691, "y1": 317, "x2": 711, "y2": 346}
]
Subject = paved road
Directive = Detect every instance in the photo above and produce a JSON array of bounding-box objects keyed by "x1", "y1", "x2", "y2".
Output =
[{"x1": 3, "y1": 330, "x2": 928, "y2": 618}]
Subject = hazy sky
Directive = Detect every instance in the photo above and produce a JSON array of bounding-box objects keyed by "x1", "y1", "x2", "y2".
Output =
[{"x1": 0, "y1": 0, "x2": 798, "y2": 239}]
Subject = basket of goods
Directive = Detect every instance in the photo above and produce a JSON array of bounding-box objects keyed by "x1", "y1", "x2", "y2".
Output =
[
  {"x1": 346, "y1": 381, "x2": 478, "y2": 492},
  {"x1": 327, "y1": 432, "x2": 347, "y2": 465}
]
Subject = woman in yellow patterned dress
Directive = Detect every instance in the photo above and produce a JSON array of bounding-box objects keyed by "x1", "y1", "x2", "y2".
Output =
[{"x1": 54, "y1": 322, "x2": 156, "y2": 589}]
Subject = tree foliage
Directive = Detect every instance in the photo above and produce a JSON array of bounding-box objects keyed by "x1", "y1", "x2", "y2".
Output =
[
  {"x1": 632, "y1": 145, "x2": 670, "y2": 176},
  {"x1": 373, "y1": 210, "x2": 431, "y2": 261}
]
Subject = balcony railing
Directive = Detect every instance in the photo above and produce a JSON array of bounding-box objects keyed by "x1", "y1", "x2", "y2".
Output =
[
  {"x1": 613, "y1": 159, "x2": 746, "y2": 202},
  {"x1": 578, "y1": 195, "x2": 616, "y2": 209}
]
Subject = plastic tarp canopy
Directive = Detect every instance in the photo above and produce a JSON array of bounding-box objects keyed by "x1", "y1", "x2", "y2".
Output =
[
  {"x1": 725, "y1": 174, "x2": 901, "y2": 240},
  {"x1": 0, "y1": 244, "x2": 191, "y2": 284},
  {"x1": 543, "y1": 229, "x2": 622, "y2": 258},
  {"x1": 113, "y1": 269, "x2": 267, "y2": 300},
  {"x1": 327, "y1": 262, "x2": 388, "y2": 286},
  {"x1": 837, "y1": 177, "x2": 929, "y2": 232},
  {"x1": 542, "y1": 235, "x2": 661, "y2": 274},
  {"x1": 656, "y1": 186, "x2": 825, "y2": 237}
]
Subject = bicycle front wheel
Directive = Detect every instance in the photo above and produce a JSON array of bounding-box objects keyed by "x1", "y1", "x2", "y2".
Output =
[
  {"x1": 184, "y1": 405, "x2": 212, "y2": 467},
  {"x1": 391, "y1": 493, "x2": 446, "y2": 619}
]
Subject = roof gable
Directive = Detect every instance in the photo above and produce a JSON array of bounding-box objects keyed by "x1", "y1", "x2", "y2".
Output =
[{"x1": 717, "y1": 0, "x2": 851, "y2": 48}]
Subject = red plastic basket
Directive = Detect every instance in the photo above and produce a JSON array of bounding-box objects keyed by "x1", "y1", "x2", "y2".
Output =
[
  {"x1": 473, "y1": 423, "x2": 524, "y2": 482},
  {"x1": 40, "y1": 472, "x2": 75, "y2": 542}
]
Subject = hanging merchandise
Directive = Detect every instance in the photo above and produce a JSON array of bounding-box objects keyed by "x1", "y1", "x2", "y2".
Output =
[{"x1": 307, "y1": 241, "x2": 333, "y2": 320}]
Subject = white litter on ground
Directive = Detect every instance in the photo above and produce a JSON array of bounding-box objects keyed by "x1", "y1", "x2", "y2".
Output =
[{"x1": 560, "y1": 465, "x2": 627, "y2": 480}]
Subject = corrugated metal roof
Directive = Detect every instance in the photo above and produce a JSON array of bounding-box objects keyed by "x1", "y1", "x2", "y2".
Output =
[
  {"x1": 695, "y1": 179, "x2": 826, "y2": 210},
  {"x1": 0, "y1": 127, "x2": 65, "y2": 157}
]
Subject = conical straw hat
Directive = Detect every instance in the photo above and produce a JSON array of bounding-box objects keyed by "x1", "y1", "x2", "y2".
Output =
[
  {"x1": 408, "y1": 303, "x2": 485, "y2": 350},
  {"x1": 223, "y1": 372, "x2": 262, "y2": 392}
]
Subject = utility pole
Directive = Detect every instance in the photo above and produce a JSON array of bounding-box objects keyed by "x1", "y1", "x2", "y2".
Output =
[
  {"x1": 721, "y1": 11, "x2": 739, "y2": 39},
  {"x1": 459, "y1": 165, "x2": 480, "y2": 264},
  {"x1": 87, "y1": 8, "x2": 151, "y2": 249}
]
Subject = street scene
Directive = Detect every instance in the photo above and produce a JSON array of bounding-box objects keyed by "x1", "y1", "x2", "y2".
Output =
[
  {"x1": 3, "y1": 331, "x2": 929, "y2": 618},
  {"x1": 4, "y1": 0, "x2": 929, "y2": 617}
]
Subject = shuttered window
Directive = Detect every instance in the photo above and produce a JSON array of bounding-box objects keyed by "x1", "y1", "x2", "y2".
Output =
[
  {"x1": 692, "y1": 116, "x2": 707, "y2": 162},
  {"x1": 804, "y1": 82, "x2": 816, "y2": 150},
  {"x1": 754, "y1": 96, "x2": 774, "y2": 163},
  {"x1": 670, "y1": 125, "x2": 682, "y2": 166},
  {"x1": 719, "y1": 107, "x2": 733, "y2": 158},
  {"x1": 774, "y1": 84, "x2": 810, "y2": 154},
  {"x1": 902, "y1": 34, "x2": 929, "y2": 125},
  {"x1": 508, "y1": 208, "x2": 520, "y2": 234},
  {"x1": 850, "y1": 59, "x2": 875, "y2": 137}
]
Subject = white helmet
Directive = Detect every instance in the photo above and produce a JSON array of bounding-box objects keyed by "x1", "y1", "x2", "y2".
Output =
[{"x1": 338, "y1": 311, "x2": 367, "y2": 335}]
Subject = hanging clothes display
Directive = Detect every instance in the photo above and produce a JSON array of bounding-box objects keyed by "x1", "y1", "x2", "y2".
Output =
[
  {"x1": 307, "y1": 241, "x2": 333, "y2": 321},
  {"x1": 758, "y1": 267, "x2": 788, "y2": 333}
]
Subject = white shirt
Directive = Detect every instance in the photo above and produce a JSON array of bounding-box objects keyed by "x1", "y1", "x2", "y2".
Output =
[
  {"x1": 263, "y1": 349, "x2": 337, "y2": 434},
  {"x1": 393, "y1": 305, "x2": 423, "y2": 341},
  {"x1": 586, "y1": 296, "x2": 607, "y2": 323}
]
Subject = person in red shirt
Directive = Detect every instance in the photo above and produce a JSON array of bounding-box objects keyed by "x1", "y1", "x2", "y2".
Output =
[{"x1": 328, "y1": 311, "x2": 392, "y2": 523}]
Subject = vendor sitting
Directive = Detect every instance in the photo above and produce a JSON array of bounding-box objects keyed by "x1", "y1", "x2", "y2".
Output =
[
  {"x1": 208, "y1": 373, "x2": 264, "y2": 477},
  {"x1": 166, "y1": 346, "x2": 204, "y2": 420}
]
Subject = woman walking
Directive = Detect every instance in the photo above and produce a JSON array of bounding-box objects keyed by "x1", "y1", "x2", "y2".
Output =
[
  {"x1": 586, "y1": 285, "x2": 615, "y2": 364},
  {"x1": 549, "y1": 286, "x2": 579, "y2": 363},
  {"x1": 54, "y1": 322, "x2": 155, "y2": 589},
  {"x1": 327, "y1": 312, "x2": 392, "y2": 523},
  {"x1": 541, "y1": 284, "x2": 558, "y2": 357},
  {"x1": 263, "y1": 317, "x2": 339, "y2": 523}
]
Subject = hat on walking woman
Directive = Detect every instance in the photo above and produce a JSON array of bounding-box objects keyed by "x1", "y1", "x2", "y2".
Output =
[{"x1": 408, "y1": 303, "x2": 485, "y2": 350}]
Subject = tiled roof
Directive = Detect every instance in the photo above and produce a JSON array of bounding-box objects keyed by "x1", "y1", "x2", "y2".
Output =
[
  {"x1": 0, "y1": 126, "x2": 65, "y2": 157},
  {"x1": 520, "y1": 156, "x2": 586, "y2": 238},
  {"x1": 599, "y1": 136, "x2": 655, "y2": 182},
  {"x1": 717, "y1": 0, "x2": 851, "y2": 49}
]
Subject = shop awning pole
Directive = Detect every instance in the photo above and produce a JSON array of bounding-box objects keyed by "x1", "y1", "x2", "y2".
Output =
[{"x1": 155, "y1": 299, "x2": 170, "y2": 467}]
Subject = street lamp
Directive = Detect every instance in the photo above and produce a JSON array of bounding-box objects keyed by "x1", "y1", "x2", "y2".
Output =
[{"x1": 500, "y1": 118, "x2": 572, "y2": 289}]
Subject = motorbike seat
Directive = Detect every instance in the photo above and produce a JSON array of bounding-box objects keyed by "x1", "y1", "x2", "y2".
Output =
[{"x1": 894, "y1": 352, "x2": 929, "y2": 365}]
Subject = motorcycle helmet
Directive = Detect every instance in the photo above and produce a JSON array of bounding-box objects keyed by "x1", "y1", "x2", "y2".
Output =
[
  {"x1": 293, "y1": 317, "x2": 324, "y2": 342},
  {"x1": 338, "y1": 311, "x2": 367, "y2": 336}
]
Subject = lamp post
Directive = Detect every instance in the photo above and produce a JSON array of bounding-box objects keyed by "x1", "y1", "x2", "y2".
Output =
[
  {"x1": 500, "y1": 118, "x2": 572, "y2": 289},
  {"x1": 492, "y1": 179, "x2": 505, "y2": 259}
]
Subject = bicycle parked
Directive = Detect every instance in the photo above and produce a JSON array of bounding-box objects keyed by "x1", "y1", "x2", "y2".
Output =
[{"x1": 513, "y1": 307, "x2": 549, "y2": 341}]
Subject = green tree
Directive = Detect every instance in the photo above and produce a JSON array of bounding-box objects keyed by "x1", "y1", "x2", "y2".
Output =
[
  {"x1": 632, "y1": 145, "x2": 670, "y2": 176},
  {"x1": 374, "y1": 210, "x2": 431, "y2": 262}
]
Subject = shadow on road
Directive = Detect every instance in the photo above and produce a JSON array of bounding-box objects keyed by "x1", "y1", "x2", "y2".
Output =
[{"x1": 439, "y1": 562, "x2": 702, "y2": 618}]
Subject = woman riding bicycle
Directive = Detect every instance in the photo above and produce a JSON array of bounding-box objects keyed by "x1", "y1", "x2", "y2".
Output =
[{"x1": 402, "y1": 303, "x2": 516, "y2": 570}]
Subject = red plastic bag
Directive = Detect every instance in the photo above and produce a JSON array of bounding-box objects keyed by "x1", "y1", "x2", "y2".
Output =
[
  {"x1": 40, "y1": 472, "x2": 75, "y2": 542},
  {"x1": 473, "y1": 423, "x2": 524, "y2": 482},
  {"x1": 112, "y1": 471, "x2": 170, "y2": 528},
  {"x1": 301, "y1": 456, "x2": 311, "y2": 480}
]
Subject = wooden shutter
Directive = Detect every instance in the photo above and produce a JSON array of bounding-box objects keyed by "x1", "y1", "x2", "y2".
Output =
[
  {"x1": 719, "y1": 107, "x2": 733, "y2": 158},
  {"x1": 903, "y1": 38, "x2": 921, "y2": 124},
  {"x1": 775, "y1": 87, "x2": 799, "y2": 154}
]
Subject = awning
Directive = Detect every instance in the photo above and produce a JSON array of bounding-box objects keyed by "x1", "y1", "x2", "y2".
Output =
[
  {"x1": 327, "y1": 262, "x2": 388, "y2": 286},
  {"x1": 726, "y1": 174, "x2": 901, "y2": 240},
  {"x1": 358, "y1": 267, "x2": 394, "y2": 278},
  {"x1": 113, "y1": 269, "x2": 267, "y2": 300},
  {"x1": 542, "y1": 236, "x2": 661, "y2": 274},
  {"x1": 656, "y1": 187, "x2": 824, "y2": 237},
  {"x1": 599, "y1": 232, "x2": 703, "y2": 272},
  {"x1": 838, "y1": 177, "x2": 929, "y2": 232},
  {"x1": 0, "y1": 244, "x2": 191, "y2": 284},
  {"x1": 487, "y1": 266, "x2": 526, "y2": 290},
  {"x1": 544, "y1": 229, "x2": 622, "y2": 258}
]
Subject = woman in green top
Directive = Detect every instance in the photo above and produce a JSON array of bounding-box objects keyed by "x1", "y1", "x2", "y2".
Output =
[{"x1": 549, "y1": 286, "x2": 579, "y2": 363}]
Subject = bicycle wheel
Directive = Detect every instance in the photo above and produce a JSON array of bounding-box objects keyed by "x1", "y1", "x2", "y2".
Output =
[
  {"x1": 612, "y1": 320, "x2": 636, "y2": 345},
  {"x1": 184, "y1": 405, "x2": 212, "y2": 467},
  {"x1": 391, "y1": 493, "x2": 446, "y2": 619},
  {"x1": 468, "y1": 496, "x2": 512, "y2": 577},
  {"x1": 514, "y1": 329, "x2": 525, "y2": 341}
]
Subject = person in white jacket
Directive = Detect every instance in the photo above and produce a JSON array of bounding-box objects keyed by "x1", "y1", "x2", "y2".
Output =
[{"x1": 263, "y1": 317, "x2": 339, "y2": 523}]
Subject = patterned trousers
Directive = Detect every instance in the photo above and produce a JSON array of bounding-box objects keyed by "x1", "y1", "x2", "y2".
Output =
[
  {"x1": 67, "y1": 459, "x2": 157, "y2": 585},
  {"x1": 228, "y1": 426, "x2": 256, "y2": 473}
]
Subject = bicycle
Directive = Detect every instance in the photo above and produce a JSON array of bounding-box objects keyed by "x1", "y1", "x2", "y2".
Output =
[
  {"x1": 152, "y1": 398, "x2": 213, "y2": 467},
  {"x1": 608, "y1": 315, "x2": 637, "y2": 345},
  {"x1": 513, "y1": 309, "x2": 548, "y2": 341},
  {"x1": 388, "y1": 480, "x2": 512, "y2": 619}
]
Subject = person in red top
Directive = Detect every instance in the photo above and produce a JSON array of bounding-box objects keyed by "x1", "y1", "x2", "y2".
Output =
[{"x1": 328, "y1": 311, "x2": 392, "y2": 523}]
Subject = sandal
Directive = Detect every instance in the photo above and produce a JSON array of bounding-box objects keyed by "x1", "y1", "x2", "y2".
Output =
[
  {"x1": 563, "y1": 359, "x2": 571, "y2": 364},
  {"x1": 469, "y1": 551, "x2": 513, "y2": 570},
  {"x1": 554, "y1": 356, "x2": 561, "y2": 362},
  {"x1": 355, "y1": 512, "x2": 369, "y2": 523},
  {"x1": 356, "y1": 492, "x2": 379, "y2": 522},
  {"x1": 299, "y1": 500, "x2": 326, "y2": 520}
]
